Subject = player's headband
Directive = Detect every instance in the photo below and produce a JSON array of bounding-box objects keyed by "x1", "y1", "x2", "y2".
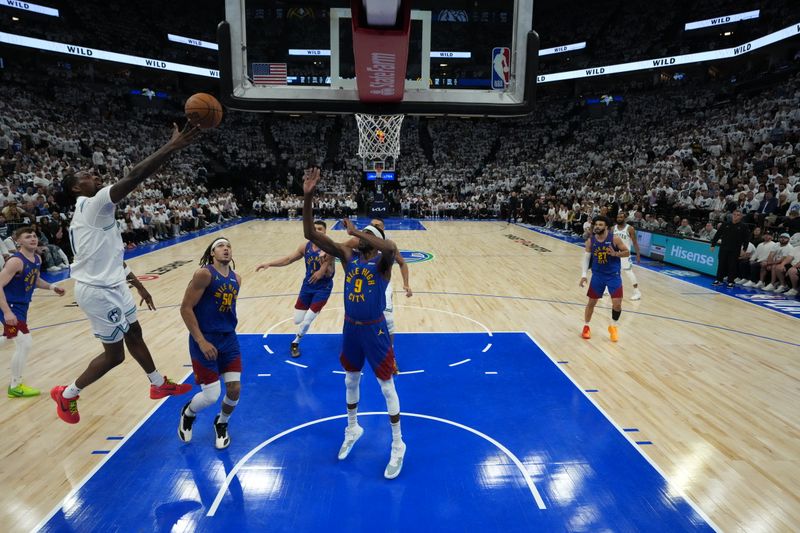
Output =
[
  {"x1": 363, "y1": 225, "x2": 384, "y2": 240},
  {"x1": 211, "y1": 238, "x2": 230, "y2": 250}
]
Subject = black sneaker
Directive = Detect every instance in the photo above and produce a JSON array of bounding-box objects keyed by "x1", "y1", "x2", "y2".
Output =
[
  {"x1": 214, "y1": 414, "x2": 230, "y2": 449},
  {"x1": 711, "y1": 281, "x2": 722, "y2": 286},
  {"x1": 290, "y1": 342, "x2": 301, "y2": 358},
  {"x1": 178, "y1": 402, "x2": 196, "y2": 443}
]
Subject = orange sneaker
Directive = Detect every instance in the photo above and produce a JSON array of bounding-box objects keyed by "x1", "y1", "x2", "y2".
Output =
[
  {"x1": 51, "y1": 385, "x2": 80, "y2": 424},
  {"x1": 581, "y1": 325, "x2": 591, "y2": 339},
  {"x1": 608, "y1": 325, "x2": 619, "y2": 342},
  {"x1": 150, "y1": 377, "x2": 192, "y2": 399}
]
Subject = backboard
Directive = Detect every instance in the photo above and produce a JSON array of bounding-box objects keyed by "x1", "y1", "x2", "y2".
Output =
[{"x1": 218, "y1": 0, "x2": 537, "y2": 116}]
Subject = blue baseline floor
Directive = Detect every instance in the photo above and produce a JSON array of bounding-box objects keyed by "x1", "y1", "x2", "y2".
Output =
[{"x1": 41, "y1": 332, "x2": 711, "y2": 533}]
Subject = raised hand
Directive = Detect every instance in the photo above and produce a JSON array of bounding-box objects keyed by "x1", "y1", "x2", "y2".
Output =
[
  {"x1": 303, "y1": 167, "x2": 321, "y2": 195},
  {"x1": 167, "y1": 122, "x2": 202, "y2": 151},
  {"x1": 342, "y1": 218, "x2": 357, "y2": 236}
]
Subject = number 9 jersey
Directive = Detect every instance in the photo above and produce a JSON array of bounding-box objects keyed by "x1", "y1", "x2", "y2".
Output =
[{"x1": 344, "y1": 250, "x2": 387, "y2": 321}]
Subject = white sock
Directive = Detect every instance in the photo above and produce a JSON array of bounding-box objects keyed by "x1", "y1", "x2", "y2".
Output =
[
  {"x1": 347, "y1": 406, "x2": 358, "y2": 428},
  {"x1": 584, "y1": 322, "x2": 590, "y2": 327},
  {"x1": 10, "y1": 333, "x2": 32, "y2": 388},
  {"x1": 391, "y1": 420, "x2": 402, "y2": 443},
  {"x1": 147, "y1": 370, "x2": 165, "y2": 387},
  {"x1": 217, "y1": 411, "x2": 231, "y2": 423},
  {"x1": 292, "y1": 334, "x2": 302, "y2": 344},
  {"x1": 63, "y1": 382, "x2": 82, "y2": 399}
]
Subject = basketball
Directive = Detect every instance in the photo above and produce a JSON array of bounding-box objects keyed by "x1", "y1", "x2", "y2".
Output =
[{"x1": 184, "y1": 93, "x2": 223, "y2": 129}]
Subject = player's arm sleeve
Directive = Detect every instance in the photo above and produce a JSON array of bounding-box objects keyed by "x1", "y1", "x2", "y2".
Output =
[
  {"x1": 581, "y1": 252, "x2": 591, "y2": 278},
  {"x1": 81, "y1": 186, "x2": 117, "y2": 228}
]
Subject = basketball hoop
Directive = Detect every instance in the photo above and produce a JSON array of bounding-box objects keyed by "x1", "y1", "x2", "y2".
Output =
[{"x1": 355, "y1": 113, "x2": 404, "y2": 169}]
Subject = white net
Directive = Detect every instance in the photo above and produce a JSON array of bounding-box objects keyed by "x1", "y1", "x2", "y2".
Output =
[{"x1": 355, "y1": 113, "x2": 404, "y2": 162}]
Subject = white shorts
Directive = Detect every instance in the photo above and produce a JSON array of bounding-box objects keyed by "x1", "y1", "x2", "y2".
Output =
[
  {"x1": 620, "y1": 257, "x2": 632, "y2": 271},
  {"x1": 75, "y1": 282, "x2": 138, "y2": 344}
]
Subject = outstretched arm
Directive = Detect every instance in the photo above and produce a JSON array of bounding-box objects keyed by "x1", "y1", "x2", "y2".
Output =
[
  {"x1": 302, "y1": 168, "x2": 351, "y2": 262},
  {"x1": 395, "y1": 250, "x2": 412, "y2": 296},
  {"x1": 110, "y1": 123, "x2": 201, "y2": 203},
  {"x1": 256, "y1": 244, "x2": 304, "y2": 271}
]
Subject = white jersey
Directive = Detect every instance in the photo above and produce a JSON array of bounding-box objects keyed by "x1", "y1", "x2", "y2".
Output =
[
  {"x1": 613, "y1": 224, "x2": 633, "y2": 249},
  {"x1": 69, "y1": 186, "x2": 126, "y2": 287}
]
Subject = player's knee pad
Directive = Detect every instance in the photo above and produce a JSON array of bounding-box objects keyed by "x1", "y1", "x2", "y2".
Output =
[
  {"x1": 344, "y1": 371, "x2": 361, "y2": 404},
  {"x1": 191, "y1": 380, "x2": 221, "y2": 412},
  {"x1": 378, "y1": 378, "x2": 400, "y2": 416},
  {"x1": 384, "y1": 311, "x2": 395, "y2": 335},
  {"x1": 624, "y1": 269, "x2": 638, "y2": 285},
  {"x1": 294, "y1": 310, "x2": 306, "y2": 325}
]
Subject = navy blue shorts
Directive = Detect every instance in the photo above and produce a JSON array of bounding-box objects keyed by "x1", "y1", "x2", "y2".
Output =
[
  {"x1": 189, "y1": 332, "x2": 242, "y2": 385},
  {"x1": 339, "y1": 316, "x2": 395, "y2": 381},
  {"x1": 588, "y1": 273, "x2": 623, "y2": 299},
  {"x1": 295, "y1": 284, "x2": 333, "y2": 313}
]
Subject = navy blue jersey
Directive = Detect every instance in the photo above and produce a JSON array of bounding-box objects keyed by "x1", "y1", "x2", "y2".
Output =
[
  {"x1": 302, "y1": 242, "x2": 334, "y2": 289},
  {"x1": 590, "y1": 232, "x2": 621, "y2": 276},
  {"x1": 344, "y1": 250, "x2": 387, "y2": 321},
  {"x1": 5, "y1": 252, "x2": 40, "y2": 304},
  {"x1": 194, "y1": 265, "x2": 239, "y2": 333}
]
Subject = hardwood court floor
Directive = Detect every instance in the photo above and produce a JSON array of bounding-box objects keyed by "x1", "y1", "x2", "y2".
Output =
[{"x1": 2, "y1": 220, "x2": 797, "y2": 532}]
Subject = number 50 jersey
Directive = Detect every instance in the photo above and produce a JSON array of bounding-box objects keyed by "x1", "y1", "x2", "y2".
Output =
[{"x1": 194, "y1": 265, "x2": 239, "y2": 334}]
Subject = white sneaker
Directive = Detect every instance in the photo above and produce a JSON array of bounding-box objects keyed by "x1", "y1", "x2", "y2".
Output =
[
  {"x1": 764, "y1": 283, "x2": 776, "y2": 291},
  {"x1": 785, "y1": 288, "x2": 798, "y2": 297},
  {"x1": 384, "y1": 441, "x2": 407, "y2": 479},
  {"x1": 337, "y1": 425, "x2": 364, "y2": 460},
  {"x1": 755, "y1": 281, "x2": 765, "y2": 289},
  {"x1": 630, "y1": 290, "x2": 642, "y2": 301},
  {"x1": 775, "y1": 285, "x2": 790, "y2": 293},
  {"x1": 47, "y1": 266, "x2": 60, "y2": 272},
  {"x1": 743, "y1": 280, "x2": 755, "y2": 287},
  {"x1": 734, "y1": 278, "x2": 742, "y2": 284}
]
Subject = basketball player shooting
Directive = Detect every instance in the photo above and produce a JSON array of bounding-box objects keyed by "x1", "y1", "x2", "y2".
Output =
[{"x1": 52, "y1": 123, "x2": 201, "y2": 424}]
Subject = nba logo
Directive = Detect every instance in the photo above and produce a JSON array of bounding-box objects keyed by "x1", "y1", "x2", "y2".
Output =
[{"x1": 491, "y1": 47, "x2": 510, "y2": 90}]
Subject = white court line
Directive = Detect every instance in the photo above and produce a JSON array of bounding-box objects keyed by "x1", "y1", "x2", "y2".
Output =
[
  {"x1": 482, "y1": 343, "x2": 492, "y2": 353},
  {"x1": 397, "y1": 369, "x2": 425, "y2": 375},
  {"x1": 32, "y1": 370, "x2": 194, "y2": 532},
  {"x1": 485, "y1": 371, "x2": 498, "y2": 375},
  {"x1": 257, "y1": 373, "x2": 271, "y2": 377},
  {"x1": 205, "y1": 411, "x2": 546, "y2": 516},
  {"x1": 263, "y1": 345, "x2": 274, "y2": 354},
  {"x1": 449, "y1": 358, "x2": 471, "y2": 367},
  {"x1": 284, "y1": 360, "x2": 308, "y2": 369},
  {"x1": 523, "y1": 331, "x2": 721, "y2": 532},
  {"x1": 395, "y1": 304, "x2": 494, "y2": 337},
  {"x1": 332, "y1": 370, "x2": 346, "y2": 375}
]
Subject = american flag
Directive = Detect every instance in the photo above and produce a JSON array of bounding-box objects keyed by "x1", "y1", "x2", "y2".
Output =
[{"x1": 252, "y1": 63, "x2": 287, "y2": 85}]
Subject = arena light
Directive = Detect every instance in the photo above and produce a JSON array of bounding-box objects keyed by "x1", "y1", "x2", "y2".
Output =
[
  {"x1": 685, "y1": 10, "x2": 759, "y2": 31},
  {"x1": 538, "y1": 21, "x2": 800, "y2": 84},
  {"x1": 0, "y1": 31, "x2": 220, "y2": 78},
  {"x1": 167, "y1": 34, "x2": 219, "y2": 51},
  {"x1": 1, "y1": 1, "x2": 59, "y2": 17},
  {"x1": 538, "y1": 42, "x2": 586, "y2": 56}
]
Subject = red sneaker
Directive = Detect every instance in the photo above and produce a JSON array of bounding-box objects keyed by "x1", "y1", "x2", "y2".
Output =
[
  {"x1": 150, "y1": 377, "x2": 192, "y2": 399},
  {"x1": 581, "y1": 325, "x2": 591, "y2": 339},
  {"x1": 51, "y1": 386, "x2": 80, "y2": 424}
]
